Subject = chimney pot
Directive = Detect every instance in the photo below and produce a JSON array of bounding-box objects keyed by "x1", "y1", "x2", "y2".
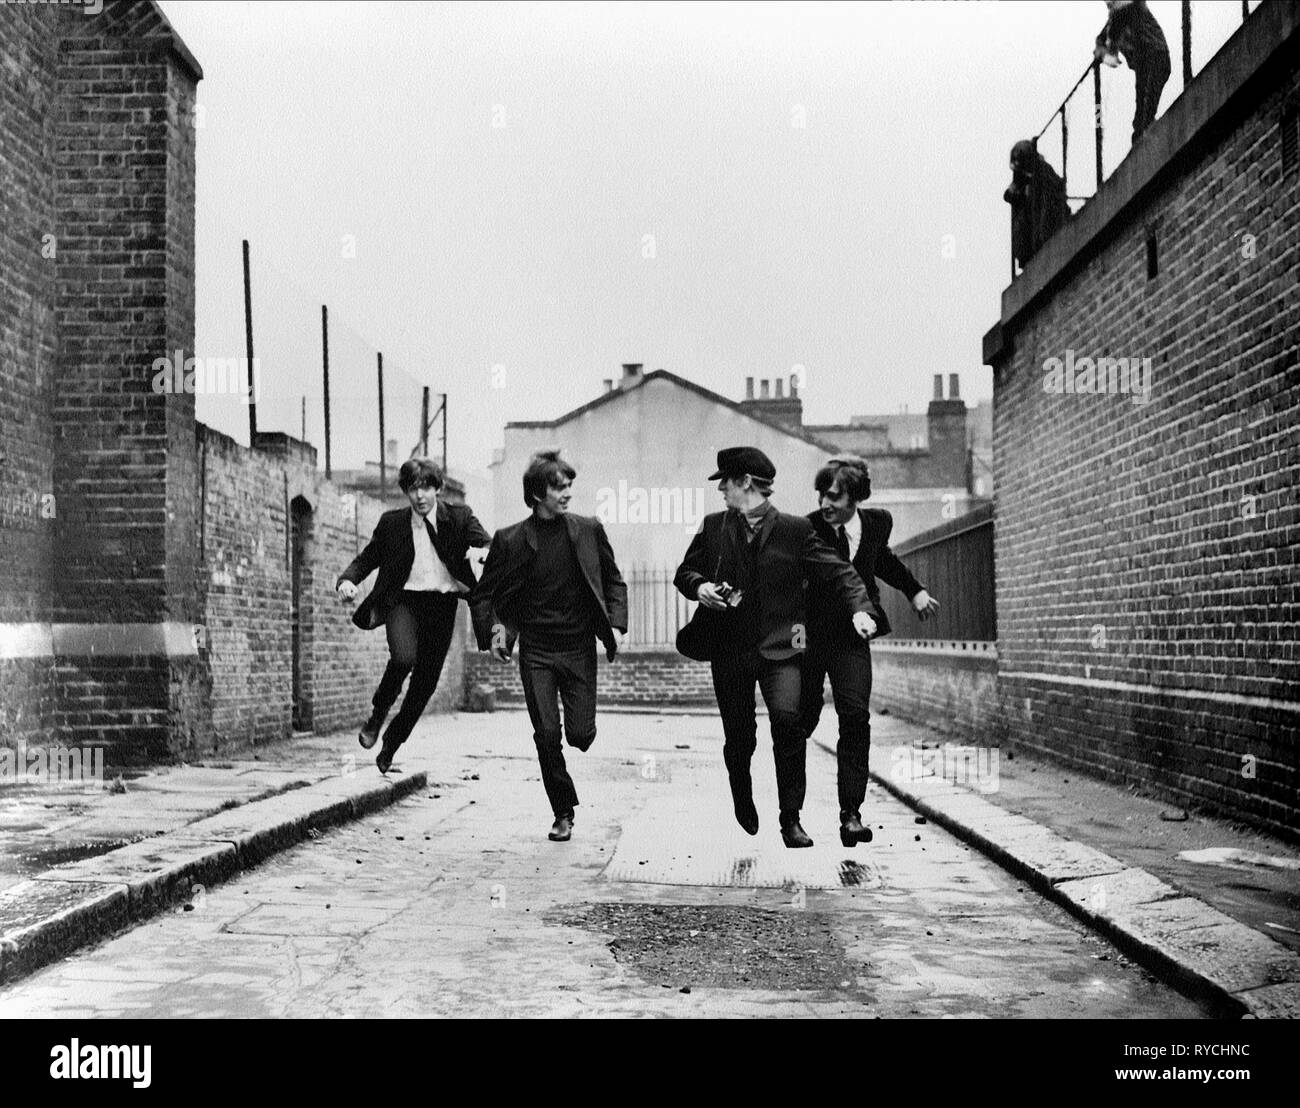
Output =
[
  {"x1": 789, "y1": 374, "x2": 799, "y2": 398},
  {"x1": 760, "y1": 379, "x2": 770, "y2": 399},
  {"x1": 621, "y1": 363, "x2": 643, "y2": 380},
  {"x1": 603, "y1": 379, "x2": 614, "y2": 393},
  {"x1": 774, "y1": 378, "x2": 784, "y2": 399},
  {"x1": 745, "y1": 377, "x2": 754, "y2": 400},
  {"x1": 933, "y1": 374, "x2": 944, "y2": 400},
  {"x1": 949, "y1": 373, "x2": 960, "y2": 399}
]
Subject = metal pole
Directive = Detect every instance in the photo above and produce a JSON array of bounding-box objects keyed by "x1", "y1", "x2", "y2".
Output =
[
  {"x1": 1093, "y1": 61, "x2": 1104, "y2": 189},
  {"x1": 1061, "y1": 107, "x2": 1069, "y2": 199},
  {"x1": 321, "y1": 305, "x2": 331, "y2": 479},
  {"x1": 377, "y1": 352, "x2": 386, "y2": 497},
  {"x1": 242, "y1": 240, "x2": 257, "y2": 443},
  {"x1": 440, "y1": 393, "x2": 447, "y2": 474},
  {"x1": 420, "y1": 387, "x2": 429, "y2": 456},
  {"x1": 300, "y1": 396, "x2": 305, "y2": 441},
  {"x1": 1182, "y1": 0, "x2": 1193, "y2": 87}
]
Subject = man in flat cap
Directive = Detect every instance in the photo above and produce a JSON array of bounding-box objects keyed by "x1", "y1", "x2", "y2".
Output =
[{"x1": 674, "y1": 447, "x2": 876, "y2": 847}]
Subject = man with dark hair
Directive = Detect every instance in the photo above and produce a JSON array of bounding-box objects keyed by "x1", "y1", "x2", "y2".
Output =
[
  {"x1": 336, "y1": 457, "x2": 491, "y2": 773},
  {"x1": 1094, "y1": 0, "x2": 1170, "y2": 142},
  {"x1": 1004, "y1": 139, "x2": 1070, "y2": 272},
  {"x1": 803, "y1": 455, "x2": 939, "y2": 846},
  {"x1": 674, "y1": 447, "x2": 876, "y2": 848},
  {"x1": 471, "y1": 449, "x2": 627, "y2": 842}
]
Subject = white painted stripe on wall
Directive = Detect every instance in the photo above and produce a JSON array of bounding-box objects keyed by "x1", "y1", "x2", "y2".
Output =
[
  {"x1": 1000, "y1": 670, "x2": 1300, "y2": 715},
  {"x1": 874, "y1": 640, "x2": 998, "y2": 659},
  {"x1": 0, "y1": 623, "x2": 55, "y2": 659},
  {"x1": 0, "y1": 623, "x2": 199, "y2": 659}
]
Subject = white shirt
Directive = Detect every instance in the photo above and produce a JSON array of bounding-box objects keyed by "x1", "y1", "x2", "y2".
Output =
[
  {"x1": 837, "y1": 511, "x2": 863, "y2": 562},
  {"x1": 405, "y1": 508, "x2": 467, "y2": 594}
]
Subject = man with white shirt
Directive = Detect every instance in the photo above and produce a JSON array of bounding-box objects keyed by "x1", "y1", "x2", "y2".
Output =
[
  {"x1": 802, "y1": 455, "x2": 940, "y2": 846},
  {"x1": 336, "y1": 458, "x2": 491, "y2": 773}
]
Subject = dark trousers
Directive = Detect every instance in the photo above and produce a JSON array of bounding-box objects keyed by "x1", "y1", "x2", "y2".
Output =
[
  {"x1": 799, "y1": 639, "x2": 873, "y2": 815},
  {"x1": 519, "y1": 640, "x2": 598, "y2": 817},
  {"x1": 372, "y1": 591, "x2": 460, "y2": 751},
  {"x1": 1133, "y1": 53, "x2": 1170, "y2": 140},
  {"x1": 709, "y1": 651, "x2": 805, "y2": 817}
]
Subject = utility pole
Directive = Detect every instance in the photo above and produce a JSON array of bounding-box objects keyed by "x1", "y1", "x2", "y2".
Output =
[
  {"x1": 321, "y1": 305, "x2": 332, "y2": 479},
  {"x1": 242, "y1": 239, "x2": 257, "y2": 443}
]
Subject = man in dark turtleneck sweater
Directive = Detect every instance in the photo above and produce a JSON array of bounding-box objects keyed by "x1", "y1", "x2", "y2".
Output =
[{"x1": 472, "y1": 450, "x2": 627, "y2": 842}]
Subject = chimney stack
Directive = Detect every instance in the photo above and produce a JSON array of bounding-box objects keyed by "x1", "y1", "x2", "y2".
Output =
[
  {"x1": 774, "y1": 378, "x2": 784, "y2": 399},
  {"x1": 603, "y1": 379, "x2": 614, "y2": 393},
  {"x1": 789, "y1": 374, "x2": 799, "y2": 398},
  {"x1": 949, "y1": 373, "x2": 960, "y2": 399},
  {"x1": 760, "y1": 379, "x2": 770, "y2": 399},
  {"x1": 621, "y1": 363, "x2": 643, "y2": 388},
  {"x1": 933, "y1": 374, "x2": 944, "y2": 400},
  {"x1": 745, "y1": 377, "x2": 755, "y2": 400}
]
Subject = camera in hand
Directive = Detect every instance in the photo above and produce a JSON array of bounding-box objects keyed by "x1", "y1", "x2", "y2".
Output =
[{"x1": 715, "y1": 581, "x2": 744, "y2": 608}]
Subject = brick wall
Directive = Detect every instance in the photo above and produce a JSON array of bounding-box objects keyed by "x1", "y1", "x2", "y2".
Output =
[
  {"x1": 197, "y1": 427, "x2": 467, "y2": 753},
  {"x1": 0, "y1": 6, "x2": 59, "y2": 748},
  {"x1": 870, "y1": 643, "x2": 1000, "y2": 741},
  {"x1": 1, "y1": 1, "x2": 206, "y2": 763},
  {"x1": 0, "y1": 3, "x2": 464, "y2": 765},
  {"x1": 464, "y1": 649, "x2": 715, "y2": 707},
  {"x1": 984, "y1": 8, "x2": 1299, "y2": 837}
]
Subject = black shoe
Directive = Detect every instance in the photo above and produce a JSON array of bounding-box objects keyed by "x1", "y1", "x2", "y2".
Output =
[
  {"x1": 839, "y1": 810, "x2": 873, "y2": 847},
  {"x1": 548, "y1": 812, "x2": 574, "y2": 842},
  {"x1": 358, "y1": 714, "x2": 383, "y2": 750},
  {"x1": 730, "y1": 779, "x2": 759, "y2": 835},
  {"x1": 780, "y1": 815, "x2": 814, "y2": 849},
  {"x1": 376, "y1": 743, "x2": 396, "y2": 774}
]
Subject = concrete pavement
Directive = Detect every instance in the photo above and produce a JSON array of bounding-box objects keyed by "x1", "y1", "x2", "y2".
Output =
[
  {"x1": 0, "y1": 710, "x2": 1202, "y2": 1018},
  {"x1": 0, "y1": 706, "x2": 1295, "y2": 1016}
]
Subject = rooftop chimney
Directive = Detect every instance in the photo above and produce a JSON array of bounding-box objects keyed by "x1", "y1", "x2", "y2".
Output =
[
  {"x1": 933, "y1": 374, "x2": 944, "y2": 400},
  {"x1": 745, "y1": 377, "x2": 755, "y2": 399},
  {"x1": 789, "y1": 374, "x2": 799, "y2": 399},
  {"x1": 603, "y1": 379, "x2": 614, "y2": 392},
  {"x1": 621, "y1": 363, "x2": 643, "y2": 388},
  {"x1": 760, "y1": 379, "x2": 770, "y2": 399},
  {"x1": 774, "y1": 378, "x2": 785, "y2": 399},
  {"x1": 949, "y1": 373, "x2": 960, "y2": 399}
]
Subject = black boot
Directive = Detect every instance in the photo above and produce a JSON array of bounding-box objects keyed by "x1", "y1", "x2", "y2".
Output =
[
  {"x1": 839, "y1": 809, "x2": 873, "y2": 847},
  {"x1": 780, "y1": 811, "x2": 813, "y2": 849},
  {"x1": 730, "y1": 775, "x2": 759, "y2": 835}
]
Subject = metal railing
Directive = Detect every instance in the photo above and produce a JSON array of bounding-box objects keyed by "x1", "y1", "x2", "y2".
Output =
[
  {"x1": 625, "y1": 565, "x2": 697, "y2": 650},
  {"x1": 1016, "y1": 0, "x2": 1261, "y2": 276}
]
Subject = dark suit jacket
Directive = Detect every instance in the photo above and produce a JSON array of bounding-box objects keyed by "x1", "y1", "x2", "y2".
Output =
[
  {"x1": 470, "y1": 512, "x2": 628, "y2": 662},
  {"x1": 674, "y1": 507, "x2": 872, "y2": 661},
  {"x1": 336, "y1": 502, "x2": 492, "y2": 631},
  {"x1": 805, "y1": 507, "x2": 924, "y2": 644}
]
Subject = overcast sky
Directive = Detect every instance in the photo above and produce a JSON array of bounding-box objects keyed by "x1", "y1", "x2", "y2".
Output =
[{"x1": 160, "y1": 0, "x2": 1249, "y2": 473}]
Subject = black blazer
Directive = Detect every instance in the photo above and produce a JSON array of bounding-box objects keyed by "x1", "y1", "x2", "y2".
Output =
[
  {"x1": 337, "y1": 502, "x2": 492, "y2": 631},
  {"x1": 470, "y1": 513, "x2": 628, "y2": 662},
  {"x1": 805, "y1": 507, "x2": 924, "y2": 643},
  {"x1": 674, "y1": 507, "x2": 872, "y2": 661}
]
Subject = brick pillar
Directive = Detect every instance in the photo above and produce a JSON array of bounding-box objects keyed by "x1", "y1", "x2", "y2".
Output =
[{"x1": 48, "y1": 1, "x2": 207, "y2": 762}]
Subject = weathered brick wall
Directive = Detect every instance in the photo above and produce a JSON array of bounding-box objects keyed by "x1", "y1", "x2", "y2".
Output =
[
  {"x1": 0, "y1": 6, "x2": 59, "y2": 747},
  {"x1": 988, "y1": 36, "x2": 1299, "y2": 835},
  {"x1": 464, "y1": 649, "x2": 715, "y2": 707},
  {"x1": 869, "y1": 644, "x2": 1000, "y2": 742},
  {"x1": 197, "y1": 426, "x2": 466, "y2": 752},
  {"x1": 1, "y1": 1, "x2": 206, "y2": 763}
]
